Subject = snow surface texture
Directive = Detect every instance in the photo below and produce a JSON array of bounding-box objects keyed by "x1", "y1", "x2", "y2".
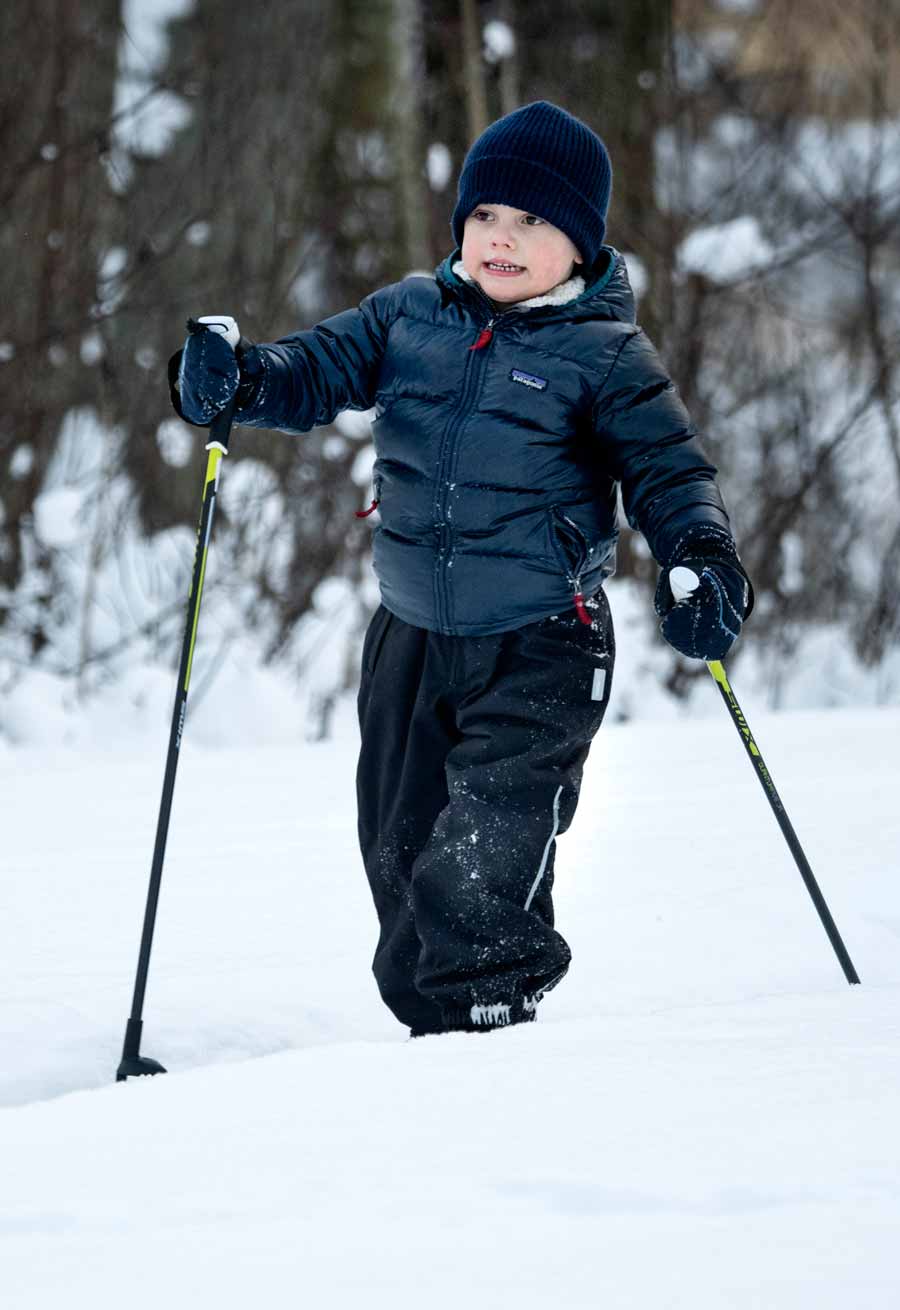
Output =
[{"x1": 2, "y1": 698, "x2": 898, "y2": 1307}]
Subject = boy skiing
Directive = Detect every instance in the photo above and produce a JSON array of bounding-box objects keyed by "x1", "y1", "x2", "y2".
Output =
[{"x1": 172, "y1": 101, "x2": 752, "y2": 1038}]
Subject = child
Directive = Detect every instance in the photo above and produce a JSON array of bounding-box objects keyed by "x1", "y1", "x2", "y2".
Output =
[{"x1": 172, "y1": 101, "x2": 752, "y2": 1037}]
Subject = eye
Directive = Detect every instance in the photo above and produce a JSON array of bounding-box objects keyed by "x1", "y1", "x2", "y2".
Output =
[
  {"x1": 472, "y1": 209, "x2": 493, "y2": 221},
  {"x1": 522, "y1": 214, "x2": 543, "y2": 226}
]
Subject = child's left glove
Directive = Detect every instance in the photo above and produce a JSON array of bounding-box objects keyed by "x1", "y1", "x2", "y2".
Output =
[{"x1": 655, "y1": 536, "x2": 753, "y2": 661}]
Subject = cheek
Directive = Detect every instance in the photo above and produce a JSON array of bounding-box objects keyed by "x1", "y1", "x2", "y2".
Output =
[{"x1": 548, "y1": 243, "x2": 573, "y2": 274}]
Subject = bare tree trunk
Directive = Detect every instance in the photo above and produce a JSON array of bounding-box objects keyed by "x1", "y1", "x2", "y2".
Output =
[
  {"x1": 496, "y1": 0, "x2": 520, "y2": 115},
  {"x1": 461, "y1": 0, "x2": 488, "y2": 138},
  {"x1": 610, "y1": 0, "x2": 672, "y2": 347},
  {"x1": 0, "y1": 0, "x2": 122, "y2": 609},
  {"x1": 392, "y1": 0, "x2": 431, "y2": 270}
]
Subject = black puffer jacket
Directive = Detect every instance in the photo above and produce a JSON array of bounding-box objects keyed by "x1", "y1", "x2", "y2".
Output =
[{"x1": 234, "y1": 248, "x2": 734, "y2": 635}]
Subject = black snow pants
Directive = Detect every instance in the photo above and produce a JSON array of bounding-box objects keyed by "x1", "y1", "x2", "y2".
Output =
[{"x1": 356, "y1": 590, "x2": 615, "y2": 1035}]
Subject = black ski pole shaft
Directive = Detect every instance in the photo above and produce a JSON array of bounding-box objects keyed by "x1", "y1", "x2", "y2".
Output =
[
  {"x1": 116, "y1": 375, "x2": 236, "y2": 1082},
  {"x1": 706, "y1": 659, "x2": 860, "y2": 986}
]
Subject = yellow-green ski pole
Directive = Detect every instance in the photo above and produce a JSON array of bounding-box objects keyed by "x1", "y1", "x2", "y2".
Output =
[
  {"x1": 703, "y1": 659, "x2": 859, "y2": 984},
  {"x1": 666, "y1": 565, "x2": 859, "y2": 986},
  {"x1": 117, "y1": 359, "x2": 237, "y2": 1082}
]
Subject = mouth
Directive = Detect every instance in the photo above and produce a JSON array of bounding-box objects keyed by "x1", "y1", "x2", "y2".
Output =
[{"x1": 483, "y1": 261, "x2": 525, "y2": 277}]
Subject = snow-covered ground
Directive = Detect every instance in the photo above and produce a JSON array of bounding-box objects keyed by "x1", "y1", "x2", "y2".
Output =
[{"x1": 2, "y1": 694, "x2": 898, "y2": 1308}]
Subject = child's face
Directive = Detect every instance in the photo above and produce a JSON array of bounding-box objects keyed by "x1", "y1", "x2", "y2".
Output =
[{"x1": 461, "y1": 203, "x2": 583, "y2": 304}]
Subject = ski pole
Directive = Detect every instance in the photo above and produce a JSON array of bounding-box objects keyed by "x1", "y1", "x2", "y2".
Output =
[
  {"x1": 669, "y1": 566, "x2": 860, "y2": 986},
  {"x1": 116, "y1": 329, "x2": 237, "y2": 1082}
]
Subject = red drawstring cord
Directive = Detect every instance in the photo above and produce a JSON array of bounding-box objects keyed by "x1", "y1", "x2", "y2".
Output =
[
  {"x1": 355, "y1": 498, "x2": 380, "y2": 518},
  {"x1": 469, "y1": 326, "x2": 493, "y2": 351},
  {"x1": 573, "y1": 592, "x2": 592, "y2": 625}
]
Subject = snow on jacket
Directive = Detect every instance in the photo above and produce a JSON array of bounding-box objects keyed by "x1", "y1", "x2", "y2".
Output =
[{"x1": 234, "y1": 248, "x2": 734, "y2": 636}]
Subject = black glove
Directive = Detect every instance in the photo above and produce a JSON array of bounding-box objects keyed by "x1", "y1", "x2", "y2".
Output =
[
  {"x1": 655, "y1": 540, "x2": 753, "y2": 661},
  {"x1": 168, "y1": 315, "x2": 262, "y2": 427}
]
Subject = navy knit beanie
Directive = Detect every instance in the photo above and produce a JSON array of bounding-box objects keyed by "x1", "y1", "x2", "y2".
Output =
[{"x1": 451, "y1": 101, "x2": 613, "y2": 270}]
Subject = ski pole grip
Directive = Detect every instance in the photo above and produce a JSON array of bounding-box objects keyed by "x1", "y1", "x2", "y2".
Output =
[{"x1": 670, "y1": 565, "x2": 700, "y2": 603}]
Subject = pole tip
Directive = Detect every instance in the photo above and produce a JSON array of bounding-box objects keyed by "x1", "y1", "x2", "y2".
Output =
[{"x1": 116, "y1": 1055, "x2": 167, "y2": 1083}]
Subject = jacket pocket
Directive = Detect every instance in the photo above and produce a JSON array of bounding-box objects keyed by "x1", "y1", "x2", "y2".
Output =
[{"x1": 547, "y1": 507, "x2": 592, "y2": 580}]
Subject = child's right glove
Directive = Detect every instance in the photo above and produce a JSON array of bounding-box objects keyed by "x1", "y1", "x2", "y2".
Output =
[
  {"x1": 168, "y1": 315, "x2": 263, "y2": 427},
  {"x1": 655, "y1": 536, "x2": 754, "y2": 661}
]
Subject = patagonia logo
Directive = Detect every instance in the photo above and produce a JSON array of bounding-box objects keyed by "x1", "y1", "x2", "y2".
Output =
[{"x1": 510, "y1": 368, "x2": 548, "y2": 391}]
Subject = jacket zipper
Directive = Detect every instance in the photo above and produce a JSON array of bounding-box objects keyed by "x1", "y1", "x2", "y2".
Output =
[{"x1": 433, "y1": 313, "x2": 496, "y2": 630}]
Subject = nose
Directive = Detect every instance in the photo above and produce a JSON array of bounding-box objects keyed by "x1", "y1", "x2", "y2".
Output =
[{"x1": 490, "y1": 225, "x2": 516, "y2": 249}]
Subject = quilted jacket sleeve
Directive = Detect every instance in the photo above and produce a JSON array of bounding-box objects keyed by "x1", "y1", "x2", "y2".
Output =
[
  {"x1": 592, "y1": 329, "x2": 734, "y2": 564},
  {"x1": 236, "y1": 284, "x2": 398, "y2": 435}
]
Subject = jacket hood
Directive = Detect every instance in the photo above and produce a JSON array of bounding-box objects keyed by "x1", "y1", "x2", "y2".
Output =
[{"x1": 435, "y1": 245, "x2": 636, "y2": 325}]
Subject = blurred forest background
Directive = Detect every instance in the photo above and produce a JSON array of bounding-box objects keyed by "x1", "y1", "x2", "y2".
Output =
[{"x1": 2, "y1": 0, "x2": 900, "y2": 741}]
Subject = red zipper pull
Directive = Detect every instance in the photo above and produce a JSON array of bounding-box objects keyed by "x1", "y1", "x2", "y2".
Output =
[
  {"x1": 468, "y1": 324, "x2": 494, "y2": 351},
  {"x1": 355, "y1": 498, "x2": 380, "y2": 518},
  {"x1": 573, "y1": 591, "x2": 592, "y2": 625}
]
